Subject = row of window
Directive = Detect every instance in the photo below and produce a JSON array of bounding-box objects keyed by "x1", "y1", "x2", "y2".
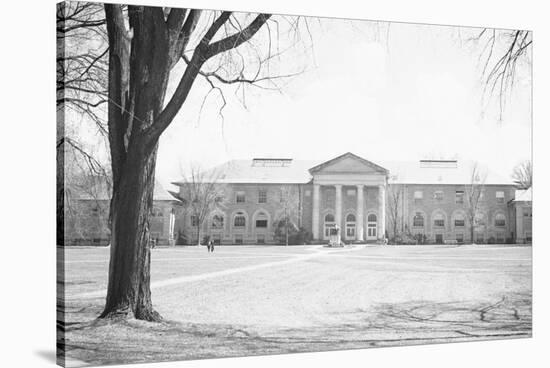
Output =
[
  {"x1": 191, "y1": 211, "x2": 270, "y2": 229},
  {"x1": 412, "y1": 212, "x2": 506, "y2": 228},
  {"x1": 413, "y1": 190, "x2": 506, "y2": 204}
]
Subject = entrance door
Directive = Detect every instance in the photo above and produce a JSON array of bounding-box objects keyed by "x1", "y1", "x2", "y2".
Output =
[
  {"x1": 345, "y1": 213, "x2": 356, "y2": 240},
  {"x1": 323, "y1": 213, "x2": 335, "y2": 240},
  {"x1": 366, "y1": 214, "x2": 377, "y2": 240}
]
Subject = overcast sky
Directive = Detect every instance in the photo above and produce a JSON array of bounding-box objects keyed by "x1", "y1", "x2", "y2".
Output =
[{"x1": 155, "y1": 17, "x2": 532, "y2": 189}]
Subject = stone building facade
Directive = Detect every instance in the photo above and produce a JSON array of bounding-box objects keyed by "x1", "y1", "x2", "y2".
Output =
[
  {"x1": 64, "y1": 178, "x2": 177, "y2": 246},
  {"x1": 508, "y1": 188, "x2": 532, "y2": 244},
  {"x1": 174, "y1": 153, "x2": 529, "y2": 245}
]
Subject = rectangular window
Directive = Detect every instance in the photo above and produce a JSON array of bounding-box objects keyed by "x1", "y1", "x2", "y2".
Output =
[
  {"x1": 258, "y1": 190, "x2": 267, "y2": 203},
  {"x1": 495, "y1": 219, "x2": 506, "y2": 227},
  {"x1": 454, "y1": 219, "x2": 465, "y2": 227},
  {"x1": 413, "y1": 213, "x2": 424, "y2": 227},
  {"x1": 191, "y1": 215, "x2": 198, "y2": 227},
  {"x1": 234, "y1": 235, "x2": 243, "y2": 245},
  {"x1": 525, "y1": 232, "x2": 532, "y2": 242},
  {"x1": 236, "y1": 191, "x2": 246, "y2": 203},
  {"x1": 523, "y1": 209, "x2": 532, "y2": 217},
  {"x1": 455, "y1": 191, "x2": 464, "y2": 204},
  {"x1": 456, "y1": 233, "x2": 464, "y2": 243},
  {"x1": 496, "y1": 191, "x2": 505, "y2": 203},
  {"x1": 256, "y1": 220, "x2": 268, "y2": 228},
  {"x1": 435, "y1": 234, "x2": 444, "y2": 244},
  {"x1": 434, "y1": 219, "x2": 445, "y2": 227},
  {"x1": 257, "y1": 234, "x2": 265, "y2": 244},
  {"x1": 434, "y1": 190, "x2": 444, "y2": 201}
]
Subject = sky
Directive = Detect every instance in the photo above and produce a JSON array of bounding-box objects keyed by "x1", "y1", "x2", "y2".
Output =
[{"x1": 154, "y1": 17, "x2": 532, "y2": 190}]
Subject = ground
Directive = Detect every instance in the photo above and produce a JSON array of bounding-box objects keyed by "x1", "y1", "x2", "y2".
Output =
[{"x1": 58, "y1": 244, "x2": 532, "y2": 367}]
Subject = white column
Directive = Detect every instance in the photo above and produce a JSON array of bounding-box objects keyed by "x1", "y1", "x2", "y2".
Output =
[
  {"x1": 356, "y1": 184, "x2": 364, "y2": 241},
  {"x1": 335, "y1": 184, "x2": 342, "y2": 232},
  {"x1": 312, "y1": 184, "x2": 320, "y2": 240},
  {"x1": 378, "y1": 184, "x2": 386, "y2": 241}
]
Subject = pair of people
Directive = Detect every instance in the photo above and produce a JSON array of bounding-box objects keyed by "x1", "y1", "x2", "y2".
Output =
[{"x1": 206, "y1": 239, "x2": 215, "y2": 252}]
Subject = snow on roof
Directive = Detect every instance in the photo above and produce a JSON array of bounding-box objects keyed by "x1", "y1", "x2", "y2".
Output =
[
  {"x1": 174, "y1": 156, "x2": 514, "y2": 186},
  {"x1": 513, "y1": 187, "x2": 532, "y2": 202}
]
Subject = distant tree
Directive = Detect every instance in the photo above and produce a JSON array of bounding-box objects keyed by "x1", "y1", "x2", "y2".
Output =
[
  {"x1": 274, "y1": 186, "x2": 299, "y2": 246},
  {"x1": 464, "y1": 163, "x2": 487, "y2": 244},
  {"x1": 386, "y1": 184, "x2": 403, "y2": 242},
  {"x1": 511, "y1": 160, "x2": 532, "y2": 190},
  {"x1": 174, "y1": 167, "x2": 226, "y2": 246}
]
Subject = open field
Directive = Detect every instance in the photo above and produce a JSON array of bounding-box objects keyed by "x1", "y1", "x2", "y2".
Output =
[{"x1": 58, "y1": 244, "x2": 532, "y2": 367}]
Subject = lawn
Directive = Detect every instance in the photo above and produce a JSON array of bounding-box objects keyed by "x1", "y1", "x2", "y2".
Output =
[{"x1": 58, "y1": 244, "x2": 532, "y2": 367}]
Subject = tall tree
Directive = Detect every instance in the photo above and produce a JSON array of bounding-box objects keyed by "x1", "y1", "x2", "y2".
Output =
[
  {"x1": 274, "y1": 186, "x2": 299, "y2": 246},
  {"x1": 57, "y1": 1, "x2": 110, "y2": 245},
  {"x1": 98, "y1": 4, "x2": 309, "y2": 320},
  {"x1": 386, "y1": 184, "x2": 402, "y2": 242},
  {"x1": 511, "y1": 160, "x2": 532, "y2": 189},
  {"x1": 174, "y1": 167, "x2": 226, "y2": 246},
  {"x1": 464, "y1": 163, "x2": 487, "y2": 244}
]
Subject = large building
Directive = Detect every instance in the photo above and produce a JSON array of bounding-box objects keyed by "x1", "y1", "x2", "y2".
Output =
[
  {"x1": 64, "y1": 178, "x2": 178, "y2": 246},
  {"x1": 174, "y1": 152, "x2": 530, "y2": 245}
]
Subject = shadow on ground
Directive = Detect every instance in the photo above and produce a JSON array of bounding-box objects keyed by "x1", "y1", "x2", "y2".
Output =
[{"x1": 58, "y1": 291, "x2": 531, "y2": 367}]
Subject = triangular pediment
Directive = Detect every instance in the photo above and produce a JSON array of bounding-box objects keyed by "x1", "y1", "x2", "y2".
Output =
[{"x1": 309, "y1": 152, "x2": 388, "y2": 175}]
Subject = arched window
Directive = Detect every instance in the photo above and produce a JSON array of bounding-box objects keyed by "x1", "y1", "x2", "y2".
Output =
[
  {"x1": 255, "y1": 211, "x2": 268, "y2": 228},
  {"x1": 324, "y1": 213, "x2": 335, "y2": 239},
  {"x1": 413, "y1": 212, "x2": 424, "y2": 227},
  {"x1": 454, "y1": 213, "x2": 465, "y2": 227},
  {"x1": 211, "y1": 214, "x2": 224, "y2": 229},
  {"x1": 367, "y1": 214, "x2": 377, "y2": 238},
  {"x1": 345, "y1": 214, "x2": 356, "y2": 239},
  {"x1": 234, "y1": 212, "x2": 246, "y2": 227},
  {"x1": 495, "y1": 213, "x2": 506, "y2": 227},
  {"x1": 433, "y1": 213, "x2": 445, "y2": 227}
]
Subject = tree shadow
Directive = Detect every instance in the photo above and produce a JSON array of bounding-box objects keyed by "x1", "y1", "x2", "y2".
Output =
[{"x1": 59, "y1": 291, "x2": 532, "y2": 366}]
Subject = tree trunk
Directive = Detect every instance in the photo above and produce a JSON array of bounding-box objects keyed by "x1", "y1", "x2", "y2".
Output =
[
  {"x1": 196, "y1": 224, "x2": 201, "y2": 246},
  {"x1": 100, "y1": 143, "x2": 161, "y2": 321}
]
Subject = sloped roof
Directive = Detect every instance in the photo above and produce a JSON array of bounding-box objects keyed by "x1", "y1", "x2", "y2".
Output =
[
  {"x1": 381, "y1": 160, "x2": 513, "y2": 185},
  {"x1": 174, "y1": 155, "x2": 513, "y2": 186},
  {"x1": 513, "y1": 187, "x2": 532, "y2": 202},
  {"x1": 174, "y1": 159, "x2": 322, "y2": 185},
  {"x1": 67, "y1": 176, "x2": 177, "y2": 201}
]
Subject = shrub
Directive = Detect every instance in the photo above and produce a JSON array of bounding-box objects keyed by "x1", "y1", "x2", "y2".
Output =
[
  {"x1": 488, "y1": 236, "x2": 496, "y2": 244},
  {"x1": 176, "y1": 230, "x2": 188, "y2": 245}
]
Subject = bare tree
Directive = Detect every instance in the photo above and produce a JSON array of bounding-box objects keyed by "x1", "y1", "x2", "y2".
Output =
[
  {"x1": 173, "y1": 167, "x2": 226, "y2": 246},
  {"x1": 464, "y1": 163, "x2": 487, "y2": 244},
  {"x1": 57, "y1": 2, "x2": 110, "y2": 245},
  {"x1": 471, "y1": 29, "x2": 532, "y2": 119},
  {"x1": 386, "y1": 184, "x2": 402, "y2": 242},
  {"x1": 97, "y1": 4, "x2": 310, "y2": 320},
  {"x1": 274, "y1": 186, "x2": 299, "y2": 246},
  {"x1": 511, "y1": 160, "x2": 532, "y2": 190}
]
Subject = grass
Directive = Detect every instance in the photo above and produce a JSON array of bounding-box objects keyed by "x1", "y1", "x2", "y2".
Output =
[{"x1": 58, "y1": 244, "x2": 532, "y2": 367}]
